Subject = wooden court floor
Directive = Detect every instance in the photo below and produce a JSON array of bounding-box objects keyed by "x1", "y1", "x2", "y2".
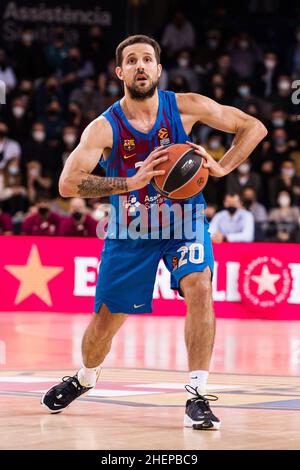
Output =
[{"x1": 1, "y1": 313, "x2": 300, "y2": 450}]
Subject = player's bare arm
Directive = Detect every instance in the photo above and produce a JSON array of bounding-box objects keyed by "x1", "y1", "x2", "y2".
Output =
[
  {"x1": 59, "y1": 117, "x2": 168, "y2": 198},
  {"x1": 177, "y1": 93, "x2": 268, "y2": 177}
]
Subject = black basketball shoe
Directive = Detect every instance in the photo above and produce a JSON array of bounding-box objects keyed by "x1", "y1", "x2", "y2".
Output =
[
  {"x1": 41, "y1": 373, "x2": 98, "y2": 414},
  {"x1": 184, "y1": 385, "x2": 221, "y2": 430}
]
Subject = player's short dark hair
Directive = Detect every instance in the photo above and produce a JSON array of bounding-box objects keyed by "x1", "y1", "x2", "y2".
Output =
[{"x1": 116, "y1": 35, "x2": 161, "y2": 67}]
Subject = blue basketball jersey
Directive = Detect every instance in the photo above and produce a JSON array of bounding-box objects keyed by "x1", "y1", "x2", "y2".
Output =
[{"x1": 100, "y1": 89, "x2": 206, "y2": 237}]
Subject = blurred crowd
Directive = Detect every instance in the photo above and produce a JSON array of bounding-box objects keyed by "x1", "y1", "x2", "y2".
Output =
[{"x1": 0, "y1": 9, "x2": 300, "y2": 242}]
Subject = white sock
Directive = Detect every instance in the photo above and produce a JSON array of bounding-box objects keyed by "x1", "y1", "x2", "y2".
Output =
[
  {"x1": 77, "y1": 365, "x2": 101, "y2": 387},
  {"x1": 188, "y1": 370, "x2": 209, "y2": 397}
]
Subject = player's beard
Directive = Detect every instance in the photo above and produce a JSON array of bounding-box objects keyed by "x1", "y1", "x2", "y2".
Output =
[{"x1": 126, "y1": 77, "x2": 158, "y2": 101}]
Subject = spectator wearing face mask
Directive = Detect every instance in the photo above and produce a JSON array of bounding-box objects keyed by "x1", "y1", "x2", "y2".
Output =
[
  {"x1": 35, "y1": 76, "x2": 66, "y2": 119},
  {"x1": 83, "y1": 26, "x2": 109, "y2": 75},
  {"x1": 44, "y1": 26, "x2": 69, "y2": 72},
  {"x1": 196, "y1": 29, "x2": 223, "y2": 73},
  {"x1": 66, "y1": 101, "x2": 87, "y2": 133},
  {"x1": 0, "y1": 121, "x2": 21, "y2": 171},
  {"x1": 226, "y1": 159, "x2": 261, "y2": 197},
  {"x1": 14, "y1": 27, "x2": 47, "y2": 79},
  {"x1": 69, "y1": 77, "x2": 104, "y2": 121},
  {"x1": 59, "y1": 197, "x2": 98, "y2": 237},
  {"x1": 41, "y1": 100, "x2": 65, "y2": 143},
  {"x1": 6, "y1": 97, "x2": 32, "y2": 145},
  {"x1": 268, "y1": 108, "x2": 298, "y2": 143},
  {"x1": 22, "y1": 122, "x2": 56, "y2": 172},
  {"x1": 205, "y1": 53, "x2": 238, "y2": 98},
  {"x1": 169, "y1": 49, "x2": 199, "y2": 92},
  {"x1": 58, "y1": 46, "x2": 95, "y2": 97},
  {"x1": 228, "y1": 33, "x2": 263, "y2": 79},
  {"x1": 15, "y1": 79, "x2": 35, "y2": 116},
  {"x1": 60, "y1": 126, "x2": 78, "y2": 167},
  {"x1": 209, "y1": 192, "x2": 254, "y2": 243},
  {"x1": 254, "y1": 51, "x2": 281, "y2": 98},
  {"x1": 98, "y1": 58, "x2": 117, "y2": 96},
  {"x1": 267, "y1": 191, "x2": 300, "y2": 242},
  {"x1": 21, "y1": 195, "x2": 61, "y2": 236},
  {"x1": 263, "y1": 128, "x2": 293, "y2": 175},
  {"x1": 233, "y1": 80, "x2": 269, "y2": 119},
  {"x1": 270, "y1": 160, "x2": 300, "y2": 207},
  {"x1": 269, "y1": 74, "x2": 293, "y2": 114},
  {"x1": 242, "y1": 186, "x2": 268, "y2": 223},
  {"x1": 0, "y1": 158, "x2": 28, "y2": 216},
  {"x1": 103, "y1": 79, "x2": 122, "y2": 108}
]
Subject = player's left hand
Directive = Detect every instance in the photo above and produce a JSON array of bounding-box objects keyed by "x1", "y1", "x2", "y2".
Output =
[{"x1": 186, "y1": 141, "x2": 227, "y2": 177}]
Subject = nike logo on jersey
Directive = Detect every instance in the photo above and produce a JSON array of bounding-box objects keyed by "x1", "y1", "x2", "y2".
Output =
[
  {"x1": 133, "y1": 303, "x2": 145, "y2": 308},
  {"x1": 124, "y1": 153, "x2": 136, "y2": 159}
]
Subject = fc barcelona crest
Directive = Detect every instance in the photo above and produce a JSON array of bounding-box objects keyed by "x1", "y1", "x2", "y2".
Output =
[{"x1": 123, "y1": 139, "x2": 135, "y2": 151}]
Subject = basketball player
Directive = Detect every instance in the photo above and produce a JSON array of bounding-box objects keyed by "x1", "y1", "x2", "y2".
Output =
[{"x1": 41, "y1": 35, "x2": 267, "y2": 429}]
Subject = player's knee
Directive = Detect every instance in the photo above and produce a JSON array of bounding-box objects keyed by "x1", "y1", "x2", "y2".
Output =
[{"x1": 180, "y1": 270, "x2": 212, "y2": 302}]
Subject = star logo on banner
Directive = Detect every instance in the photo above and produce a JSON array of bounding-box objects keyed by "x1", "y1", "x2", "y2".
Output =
[
  {"x1": 5, "y1": 244, "x2": 63, "y2": 306},
  {"x1": 251, "y1": 264, "x2": 281, "y2": 295}
]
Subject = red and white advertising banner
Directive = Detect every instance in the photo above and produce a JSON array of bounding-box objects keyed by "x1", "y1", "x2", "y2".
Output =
[{"x1": 0, "y1": 236, "x2": 299, "y2": 319}]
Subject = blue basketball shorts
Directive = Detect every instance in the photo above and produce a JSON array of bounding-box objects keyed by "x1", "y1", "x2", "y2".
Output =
[{"x1": 94, "y1": 222, "x2": 214, "y2": 314}]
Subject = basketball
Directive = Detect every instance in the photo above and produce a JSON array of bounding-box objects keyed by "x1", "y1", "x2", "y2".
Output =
[{"x1": 151, "y1": 143, "x2": 209, "y2": 200}]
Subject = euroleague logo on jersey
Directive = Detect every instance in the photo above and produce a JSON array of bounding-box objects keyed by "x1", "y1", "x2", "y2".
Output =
[
  {"x1": 238, "y1": 256, "x2": 292, "y2": 311},
  {"x1": 157, "y1": 127, "x2": 170, "y2": 146}
]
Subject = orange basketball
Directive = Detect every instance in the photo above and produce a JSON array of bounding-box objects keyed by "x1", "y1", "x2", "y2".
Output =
[{"x1": 152, "y1": 143, "x2": 209, "y2": 200}]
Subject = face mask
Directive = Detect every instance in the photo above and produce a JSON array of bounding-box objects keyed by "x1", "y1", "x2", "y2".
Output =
[
  {"x1": 0, "y1": 130, "x2": 7, "y2": 139},
  {"x1": 108, "y1": 85, "x2": 119, "y2": 96},
  {"x1": 278, "y1": 196, "x2": 291, "y2": 207},
  {"x1": 178, "y1": 58, "x2": 189, "y2": 68},
  {"x1": 8, "y1": 166, "x2": 19, "y2": 175},
  {"x1": 63, "y1": 134, "x2": 76, "y2": 146},
  {"x1": 72, "y1": 211, "x2": 82, "y2": 221},
  {"x1": 239, "y1": 40, "x2": 249, "y2": 49},
  {"x1": 281, "y1": 168, "x2": 295, "y2": 177},
  {"x1": 208, "y1": 39, "x2": 218, "y2": 49},
  {"x1": 47, "y1": 85, "x2": 57, "y2": 93},
  {"x1": 238, "y1": 86, "x2": 250, "y2": 97},
  {"x1": 264, "y1": 59, "x2": 276, "y2": 70},
  {"x1": 38, "y1": 207, "x2": 49, "y2": 216},
  {"x1": 278, "y1": 81, "x2": 290, "y2": 91},
  {"x1": 209, "y1": 140, "x2": 221, "y2": 149},
  {"x1": 83, "y1": 85, "x2": 93, "y2": 93},
  {"x1": 20, "y1": 88, "x2": 32, "y2": 95},
  {"x1": 12, "y1": 106, "x2": 25, "y2": 118},
  {"x1": 32, "y1": 130, "x2": 45, "y2": 142},
  {"x1": 243, "y1": 199, "x2": 253, "y2": 209},
  {"x1": 227, "y1": 206, "x2": 237, "y2": 215},
  {"x1": 48, "y1": 109, "x2": 59, "y2": 117},
  {"x1": 274, "y1": 137, "x2": 286, "y2": 146},
  {"x1": 68, "y1": 110, "x2": 77, "y2": 119},
  {"x1": 22, "y1": 34, "x2": 33, "y2": 43},
  {"x1": 272, "y1": 118, "x2": 284, "y2": 127},
  {"x1": 238, "y1": 163, "x2": 250, "y2": 174}
]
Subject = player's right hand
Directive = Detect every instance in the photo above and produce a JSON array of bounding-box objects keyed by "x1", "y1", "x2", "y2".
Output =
[{"x1": 128, "y1": 145, "x2": 168, "y2": 191}]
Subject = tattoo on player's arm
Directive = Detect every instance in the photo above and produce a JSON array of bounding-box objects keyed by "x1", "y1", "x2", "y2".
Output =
[{"x1": 77, "y1": 175, "x2": 128, "y2": 197}]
